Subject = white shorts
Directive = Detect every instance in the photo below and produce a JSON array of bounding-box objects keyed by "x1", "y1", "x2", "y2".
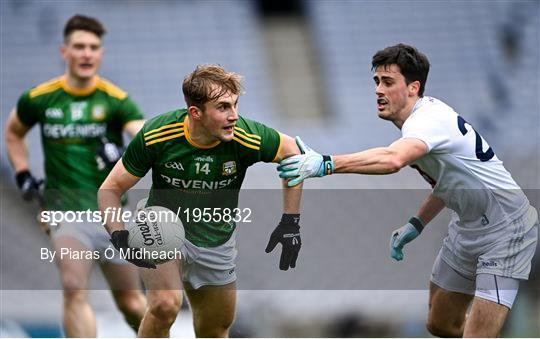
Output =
[
  {"x1": 440, "y1": 205, "x2": 538, "y2": 280},
  {"x1": 180, "y1": 231, "x2": 238, "y2": 289},
  {"x1": 431, "y1": 205, "x2": 538, "y2": 309},
  {"x1": 431, "y1": 253, "x2": 519, "y2": 308},
  {"x1": 136, "y1": 197, "x2": 238, "y2": 289},
  {"x1": 51, "y1": 220, "x2": 125, "y2": 264}
]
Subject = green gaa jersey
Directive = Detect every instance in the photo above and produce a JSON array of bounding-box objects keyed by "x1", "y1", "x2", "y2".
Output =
[
  {"x1": 17, "y1": 76, "x2": 143, "y2": 211},
  {"x1": 122, "y1": 109, "x2": 282, "y2": 247}
]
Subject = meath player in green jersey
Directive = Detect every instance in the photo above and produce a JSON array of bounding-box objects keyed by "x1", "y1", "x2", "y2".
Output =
[
  {"x1": 99, "y1": 64, "x2": 303, "y2": 337},
  {"x1": 5, "y1": 15, "x2": 146, "y2": 337}
]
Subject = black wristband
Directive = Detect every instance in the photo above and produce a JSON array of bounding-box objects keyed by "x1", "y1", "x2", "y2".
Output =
[
  {"x1": 322, "y1": 155, "x2": 333, "y2": 175},
  {"x1": 281, "y1": 213, "x2": 300, "y2": 226},
  {"x1": 15, "y1": 170, "x2": 32, "y2": 189},
  {"x1": 408, "y1": 216, "x2": 425, "y2": 234}
]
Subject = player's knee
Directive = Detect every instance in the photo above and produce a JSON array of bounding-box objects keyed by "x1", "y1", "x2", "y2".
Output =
[
  {"x1": 60, "y1": 270, "x2": 86, "y2": 291},
  {"x1": 61, "y1": 274, "x2": 85, "y2": 291},
  {"x1": 63, "y1": 289, "x2": 87, "y2": 306},
  {"x1": 148, "y1": 296, "x2": 181, "y2": 326},
  {"x1": 426, "y1": 318, "x2": 463, "y2": 338}
]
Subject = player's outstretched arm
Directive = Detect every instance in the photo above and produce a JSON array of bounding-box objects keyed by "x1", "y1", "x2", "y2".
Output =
[
  {"x1": 332, "y1": 138, "x2": 427, "y2": 174},
  {"x1": 266, "y1": 134, "x2": 304, "y2": 270},
  {"x1": 389, "y1": 194, "x2": 445, "y2": 261},
  {"x1": 278, "y1": 137, "x2": 428, "y2": 187}
]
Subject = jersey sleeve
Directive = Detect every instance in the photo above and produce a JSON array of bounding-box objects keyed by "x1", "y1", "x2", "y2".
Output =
[
  {"x1": 16, "y1": 90, "x2": 40, "y2": 127},
  {"x1": 122, "y1": 124, "x2": 154, "y2": 177},
  {"x1": 116, "y1": 96, "x2": 144, "y2": 125},
  {"x1": 235, "y1": 116, "x2": 282, "y2": 165},
  {"x1": 401, "y1": 109, "x2": 450, "y2": 153}
]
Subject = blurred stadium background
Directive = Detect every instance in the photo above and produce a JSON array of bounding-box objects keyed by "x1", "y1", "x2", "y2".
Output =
[{"x1": 1, "y1": 0, "x2": 538, "y2": 337}]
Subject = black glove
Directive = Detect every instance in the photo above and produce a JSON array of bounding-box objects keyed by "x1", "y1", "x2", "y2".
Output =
[
  {"x1": 110, "y1": 230, "x2": 156, "y2": 269},
  {"x1": 265, "y1": 214, "x2": 301, "y2": 271},
  {"x1": 96, "y1": 137, "x2": 124, "y2": 170},
  {"x1": 15, "y1": 170, "x2": 43, "y2": 202}
]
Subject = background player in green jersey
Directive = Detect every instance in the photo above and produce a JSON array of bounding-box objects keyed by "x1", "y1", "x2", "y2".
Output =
[
  {"x1": 4, "y1": 15, "x2": 146, "y2": 337},
  {"x1": 98, "y1": 64, "x2": 303, "y2": 337}
]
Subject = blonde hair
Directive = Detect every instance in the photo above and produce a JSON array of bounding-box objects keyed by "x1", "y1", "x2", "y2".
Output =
[{"x1": 182, "y1": 64, "x2": 243, "y2": 110}]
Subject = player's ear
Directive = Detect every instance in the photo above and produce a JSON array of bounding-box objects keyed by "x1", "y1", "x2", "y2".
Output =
[
  {"x1": 408, "y1": 80, "x2": 420, "y2": 97},
  {"x1": 188, "y1": 106, "x2": 203, "y2": 120},
  {"x1": 60, "y1": 44, "x2": 67, "y2": 60}
]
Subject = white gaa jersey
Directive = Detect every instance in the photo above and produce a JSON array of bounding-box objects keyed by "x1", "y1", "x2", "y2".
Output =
[{"x1": 401, "y1": 96, "x2": 529, "y2": 232}]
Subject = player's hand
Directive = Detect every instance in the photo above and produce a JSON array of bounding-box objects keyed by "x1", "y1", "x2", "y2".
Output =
[
  {"x1": 110, "y1": 230, "x2": 156, "y2": 269},
  {"x1": 15, "y1": 170, "x2": 43, "y2": 202},
  {"x1": 265, "y1": 214, "x2": 301, "y2": 270},
  {"x1": 277, "y1": 137, "x2": 334, "y2": 187},
  {"x1": 389, "y1": 217, "x2": 425, "y2": 261},
  {"x1": 96, "y1": 137, "x2": 124, "y2": 170}
]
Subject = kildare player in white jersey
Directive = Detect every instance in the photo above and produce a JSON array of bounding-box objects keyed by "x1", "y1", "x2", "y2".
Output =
[{"x1": 277, "y1": 44, "x2": 538, "y2": 337}]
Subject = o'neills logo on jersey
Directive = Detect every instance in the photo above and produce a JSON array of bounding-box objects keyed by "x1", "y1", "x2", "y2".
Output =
[
  {"x1": 161, "y1": 174, "x2": 237, "y2": 189},
  {"x1": 43, "y1": 123, "x2": 107, "y2": 139},
  {"x1": 194, "y1": 155, "x2": 214, "y2": 163},
  {"x1": 222, "y1": 161, "x2": 236, "y2": 176}
]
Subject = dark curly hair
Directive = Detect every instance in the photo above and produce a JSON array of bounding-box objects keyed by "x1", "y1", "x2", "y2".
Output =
[{"x1": 372, "y1": 44, "x2": 430, "y2": 97}]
